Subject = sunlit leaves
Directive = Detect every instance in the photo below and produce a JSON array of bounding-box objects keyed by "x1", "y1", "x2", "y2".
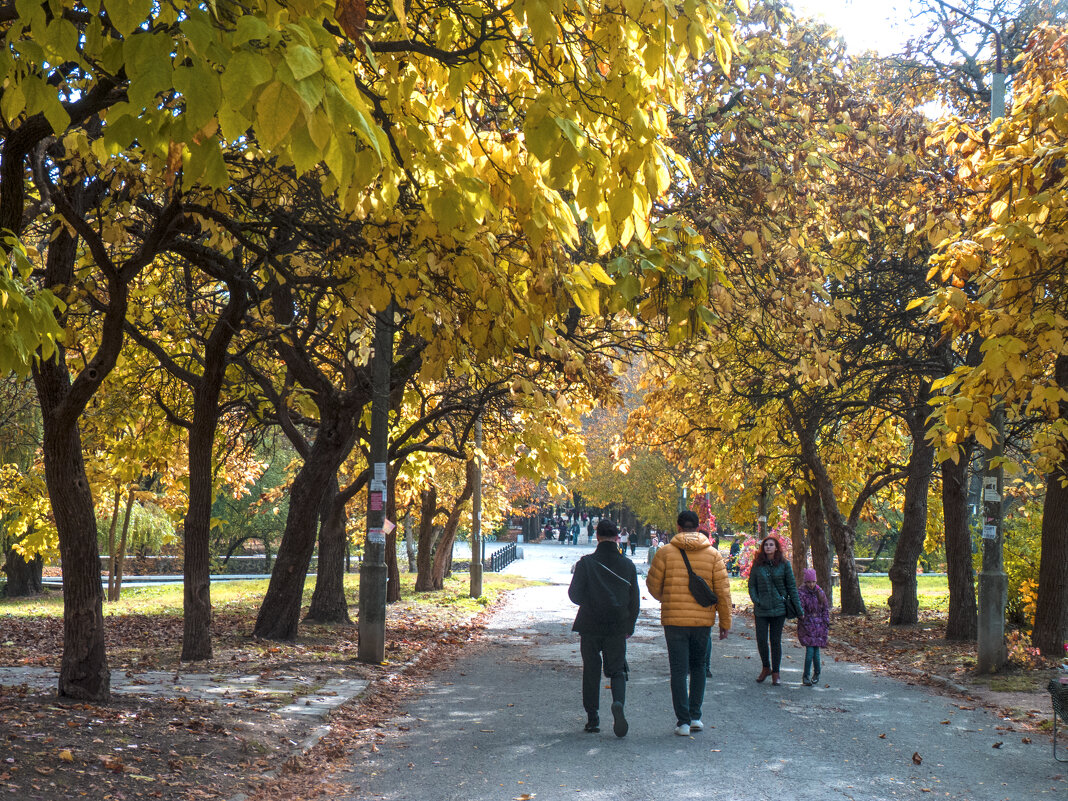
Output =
[{"x1": 927, "y1": 25, "x2": 1068, "y2": 472}]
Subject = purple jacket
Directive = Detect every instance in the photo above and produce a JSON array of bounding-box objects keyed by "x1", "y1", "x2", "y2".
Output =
[{"x1": 796, "y1": 585, "x2": 830, "y2": 647}]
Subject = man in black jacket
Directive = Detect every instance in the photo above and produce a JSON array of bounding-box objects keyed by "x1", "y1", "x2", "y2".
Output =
[{"x1": 567, "y1": 519, "x2": 640, "y2": 737}]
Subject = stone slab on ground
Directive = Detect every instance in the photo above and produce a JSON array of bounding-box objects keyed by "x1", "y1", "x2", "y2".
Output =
[{"x1": 0, "y1": 666, "x2": 368, "y2": 722}]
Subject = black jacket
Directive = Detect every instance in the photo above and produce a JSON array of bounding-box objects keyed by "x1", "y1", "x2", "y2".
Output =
[{"x1": 568, "y1": 541, "x2": 640, "y2": 636}]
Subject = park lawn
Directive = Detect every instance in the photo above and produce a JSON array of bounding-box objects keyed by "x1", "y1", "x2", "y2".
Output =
[
  {"x1": 0, "y1": 571, "x2": 536, "y2": 672},
  {"x1": 727, "y1": 573, "x2": 950, "y2": 613}
]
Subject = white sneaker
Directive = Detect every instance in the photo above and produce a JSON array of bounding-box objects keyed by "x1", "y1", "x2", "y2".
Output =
[
  {"x1": 689, "y1": 720, "x2": 704, "y2": 731},
  {"x1": 674, "y1": 723, "x2": 691, "y2": 736}
]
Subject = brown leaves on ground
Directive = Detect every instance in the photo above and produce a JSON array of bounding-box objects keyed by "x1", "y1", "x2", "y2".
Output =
[
  {"x1": 0, "y1": 590, "x2": 499, "y2": 801},
  {"x1": 828, "y1": 609, "x2": 978, "y2": 679},
  {"x1": 825, "y1": 608, "x2": 1054, "y2": 730}
]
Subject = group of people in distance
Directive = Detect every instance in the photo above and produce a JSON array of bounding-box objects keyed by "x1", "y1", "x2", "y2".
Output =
[{"x1": 568, "y1": 511, "x2": 831, "y2": 737}]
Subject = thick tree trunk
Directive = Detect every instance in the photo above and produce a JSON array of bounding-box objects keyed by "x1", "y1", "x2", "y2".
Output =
[
  {"x1": 34, "y1": 357, "x2": 110, "y2": 700},
  {"x1": 3, "y1": 548, "x2": 43, "y2": 597},
  {"x1": 1033, "y1": 354, "x2": 1068, "y2": 655},
  {"x1": 888, "y1": 403, "x2": 936, "y2": 626},
  {"x1": 430, "y1": 460, "x2": 476, "y2": 590},
  {"x1": 32, "y1": 222, "x2": 110, "y2": 702},
  {"x1": 789, "y1": 500, "x2": 806, "y2": 580},
  {"x1": 385, "y1": 466, "x2": 400, "y2": 603},
  {"x1": 804, "y1": 490, "x2": 834, "y2": 608},
  {"x1": 414, "y1": 487, "x2": 438, "y2": 592},
  {"x1": 797, "y1": 424, "x2": 865, "y2": 614},
  {"x1": 181, "y1": 284, "x2": 247, "y2": 660},
  {"x1": 307, "y1": 476, "x2": 352, "y2": 623},
  {"x1": 942, "y1": 449, "x2": 977, "y2": 641},
  {"x1": 253, "y1": 406, "x2": 357, "y2": 640}
]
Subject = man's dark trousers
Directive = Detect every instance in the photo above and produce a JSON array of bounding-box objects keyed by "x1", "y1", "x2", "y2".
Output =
[
  {"x1": 580, "y1": 633, "x2": 627, "y2": 723},
  {"x1": 664, "y1": 625, "x2": 710, "y2": 726}
]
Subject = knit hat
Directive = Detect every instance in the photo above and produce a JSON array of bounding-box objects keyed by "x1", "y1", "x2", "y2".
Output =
[{"x1": 802, "y1": 568, "x2": 817, "y2": 582}]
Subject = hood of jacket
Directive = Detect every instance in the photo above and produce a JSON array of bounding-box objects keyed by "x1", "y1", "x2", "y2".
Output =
[{"x1": 670, "y1": 531, "x2": 711, "y2": 552}]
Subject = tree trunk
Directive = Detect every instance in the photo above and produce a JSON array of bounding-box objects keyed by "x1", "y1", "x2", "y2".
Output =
[
  {"x1": 404, "y1": 505, "x2": 416, "y2": 573},
  {"x1": 888, "y1": 402, "x2": 936, "y2": 626},
  {"x1": 430, "y1": 460, "x2": 477, "y2": 590},
  {"x1": 253, "y1": 405, "x2": 358, "y2": 640},
  {"x1": 34, "y1": 355, "x2": 110, "y2": 700},
  {"x1": 942, "y1": 448, "x2": 977, "y2": 641},
  {"x1": 106, "y1": 487, "x2": 120, "y2": 601},
  {"x1": 804, "y1": 490, "x2": 834, "y2": 608},
  {"x1": 414, "y1": 487, "x2": 438, "y2": 592},
  {"x1": 797, "y1": 422, "x2": 865, "y2": 614},
  {"x1": 789, "y1": 500, "x2": 806, "y2": 580},
  {"x1": 385, "y1": 466, "x2": 401, "y2": 603},
  {"x1": 181, "y1": 282, "x2": 247, "y2": 660},
  {"x1": 307, "y1": 476, "x2": 352, "y2": 623},
  {"x1": 3, "y1": 548, "x2": 43, "y2": 597},
  {"x1": 1033, "y1": 354, "x2": 1068, "y2": 655},
  {"x1": 111, "y1": 487, "x2": 135, "y2": 602}
]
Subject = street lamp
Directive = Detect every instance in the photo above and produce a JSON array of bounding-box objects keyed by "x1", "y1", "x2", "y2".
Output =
[{"x1": 934, "y1": 0, "x2": 1007, "y2": 673}]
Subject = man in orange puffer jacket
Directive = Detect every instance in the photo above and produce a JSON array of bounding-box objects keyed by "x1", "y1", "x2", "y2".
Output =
[{"x1": 646, "y1": 510, "x2": 732, "y2": 737}]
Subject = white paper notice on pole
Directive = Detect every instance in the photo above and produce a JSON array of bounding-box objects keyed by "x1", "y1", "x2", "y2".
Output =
[
  {"x1": 983, "y1": 488, "x2": 1001, "y2": 502},
  {"x1": 370, "y1": 479, "x2": 386, "y2": 493},
  {"x1": 382, "y1": 518, "x2": 395, "y2": 534},
  {"x1": 368, "y1": 528, "x2": 386, "y2": 544},
  {"x1": 374, "y1": 462, "x2": 387, "y2": 483},
  {"x1": 982, "y1": 524, "x2": 998, "y2": 540}
]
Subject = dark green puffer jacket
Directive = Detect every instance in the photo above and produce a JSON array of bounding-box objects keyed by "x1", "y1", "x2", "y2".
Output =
[{"x1": 748, "y1": 559, "x2": 802, "y2": 619}]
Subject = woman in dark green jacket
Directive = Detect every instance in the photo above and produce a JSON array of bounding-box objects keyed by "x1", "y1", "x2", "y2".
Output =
[{"x1": 747, "y1": 536, "x2": 803, "y2": 686}]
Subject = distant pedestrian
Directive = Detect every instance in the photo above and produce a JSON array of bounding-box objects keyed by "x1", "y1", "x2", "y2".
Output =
[
  {"x1": 727, "y1": 536, "x2": 742, "y2": 576},
  {"x1": 748, "y1": 536, "x2": 803, "y2": 686},
  {"x1": 646, "y1": 510, "x2": 732, "y2": 737},
  {"x1": 618, "y1": 527, "x2": 629, "y2": 555},
  {"x1": 568, "y1": 519, "x2": 640, "y2": 737},
  {"x1": 570, "y1": 519, "x2": 580, "y2": 545},
  {"x1": 796, "y1": 568, "x2": 830, "y2": 686},
  {"x1": 629, "y1": 532, "x2": 637, "y2": 557}
]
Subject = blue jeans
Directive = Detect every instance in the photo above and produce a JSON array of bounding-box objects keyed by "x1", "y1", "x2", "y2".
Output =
[
  {"x1": 804, "y1": 646, "x2": 822, "y2": 679},
  {"x1": 664, "y1": 625, "x2": 710, "y2": 725},
  {"x1": 754, "y1": 614, "x2": 786, "y2": 672}
]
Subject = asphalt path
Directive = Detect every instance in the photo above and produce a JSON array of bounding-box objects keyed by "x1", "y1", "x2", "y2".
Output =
[{"x1": 340, "y1": 541, "x2": 1064, "y2": 801}]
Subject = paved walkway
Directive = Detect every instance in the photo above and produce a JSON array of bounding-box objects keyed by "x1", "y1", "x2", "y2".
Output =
[{"x1": 340, "y1": 541, "x2": 1064, "y2": 801}]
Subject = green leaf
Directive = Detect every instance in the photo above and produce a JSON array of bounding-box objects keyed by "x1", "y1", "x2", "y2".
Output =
[
  {"x1": 222, "y1": 51, "x2": 273, "y2": 109},
  {"x1": 105, "y1": 0, "x2": 153, "y2": 36},
  {"x1": 234, "y1": 15, "x2": 272, "y2": 46},
  {"x1": 285, "y1": 45, "x2": 322, "y2": 81},
  {"x1": 253, "y1": 81, "x2": 300, "y2": 149}
]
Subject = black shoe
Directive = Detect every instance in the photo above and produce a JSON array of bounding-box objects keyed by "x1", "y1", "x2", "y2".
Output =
[
  {"x1": 584, "y1": 720, "x2": 600, "y2": 733},
  {"x1": 811, "y1": 674, "x2": 821, "y2": 685},
  {"x1": 611, "y1": 701, "x2": 628, "y2": 738}
]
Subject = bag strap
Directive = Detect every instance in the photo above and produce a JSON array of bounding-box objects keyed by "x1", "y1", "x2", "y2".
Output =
[
  {"x1": 592, "y1": 558, "x2": 632, "y2": 588},
  {"x1": 678, "y1": 547, "x2": 698, "y2": 578}
]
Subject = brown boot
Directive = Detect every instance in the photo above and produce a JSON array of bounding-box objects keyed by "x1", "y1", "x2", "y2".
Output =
[
  {"x1": 756, "y1": 667, "x2": 771, "y2": 683},
  {"x1": 771, "y1": 672, "x2": 781, "y2": 686}
]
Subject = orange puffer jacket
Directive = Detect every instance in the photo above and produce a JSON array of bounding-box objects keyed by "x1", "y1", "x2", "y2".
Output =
[{"x1": 646, "y1": 532, "x2": 732, "y2": 629}]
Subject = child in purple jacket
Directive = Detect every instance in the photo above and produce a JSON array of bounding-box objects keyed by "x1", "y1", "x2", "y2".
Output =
[{"x1": 796, "y1": 568, "x2": 830, "y2": 686}]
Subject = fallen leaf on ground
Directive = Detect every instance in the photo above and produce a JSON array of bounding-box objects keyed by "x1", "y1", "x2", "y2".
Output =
[{"x1": 912, "y1": 752, "x2": 923, "y2": 765}]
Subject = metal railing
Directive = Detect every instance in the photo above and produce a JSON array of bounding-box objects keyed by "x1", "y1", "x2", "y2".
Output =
[{"x1": 484, "y1": 542, "x2": 518, "y2": 573}]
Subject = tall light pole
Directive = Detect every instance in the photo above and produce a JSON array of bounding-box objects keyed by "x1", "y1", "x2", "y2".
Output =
[
  {"x1": 469, "y1": 415, "x2": 483, "y2": 598},
  {"x1": 934, "y1": 0, "x2": 1006, "y2": 672},
  {"x1": 359, "y1": 307, "x2": 392, "y2": 664}
]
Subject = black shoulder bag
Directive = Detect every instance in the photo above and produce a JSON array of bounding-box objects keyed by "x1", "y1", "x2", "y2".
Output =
[{"x1": 679, "y1": 549, "x2": 718, "y2": 607}]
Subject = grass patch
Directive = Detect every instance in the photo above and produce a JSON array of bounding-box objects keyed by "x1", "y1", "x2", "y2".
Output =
[
  {"x1": 0, "y1": 570, "x2": 535, "y2": 620},
  {"x1": 0, "y1": 568, "x2": 540, "y2": 671},
  {"x1": 727, "y1": 574, "x2": 950, "y2": 613},
  {"x1": 979, "y1": 674, "x2": 1047, "y2": 693}
]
